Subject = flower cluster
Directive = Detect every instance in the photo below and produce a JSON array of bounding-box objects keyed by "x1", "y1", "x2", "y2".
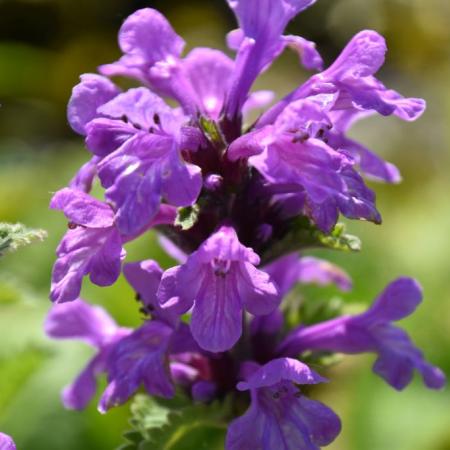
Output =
[{"x1": 46, "y1": 1, "x2": 445, "y2": 448}]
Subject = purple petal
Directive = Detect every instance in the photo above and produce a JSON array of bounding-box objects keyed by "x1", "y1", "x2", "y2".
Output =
[
  {"x1": 62, "y1": 355, "x2": 101, "y2": 410},
  {"x1": 45, "y1": 299, "x2": 118, "y2": 347},
  {"x1": 250, "y1": 138, "x2": 347, "y2": 205},
  {"x1": 372, "y1": 325, "x2": 446, "y2": 391},
  {"x1": 194, "y1": 226, "x2": 260, "y2": 265},
  {"x1": 97, "y1": 87, "x2": 171, "y2": 130},
  {"x1": 89, "y1": 228, "x2": 124, "y2": 286},
  {"x1": 69, "y1": 157, "x2": 99, "y2": 193},
  {"x1": 263, "y1": 253, "x2": 305, "y2": 297},
  {"x1": 161, "y1": 153, "x2": 202, "y2": 207},
  {"x1": 377, "y1": 88, "x2": 426, "y2": 121},
  {"x1": 191, "y1": 381, "x2": 217, "y2": 403},
  {"x1": 123, "y1": 260, "x2": 178, "y2": 325},
  {"x1": 0, "y1": 433, "x2": 16, "y2": 450},
  {"x1": 264, "y1": 254, "x2": 352, "y2": 296},
  {"x1": 183, "y1": 48, "x2": 234, "y2": 119},
  {"x1": 50, "y1": 188, "x2": 114, "y2": 228},
  {"x1": 290, "y1": 396, "x2": 342, "y2": 446},
  {"x1": 250, "y1": 309, "x2": 284, "y2": 336},
  {"x1": 282, "y1": 35, "x2": 323, "y2": 71},
  {"x1": 297, "y1": 257, "x2": 352, "y2": 291},
  {"x1": 227, "y1": 358, "x2": 338, "y2": 450},
  {"x1": 330, "y1": 134, "x2": 401, "y2": 183},
  {"x1": 227, "y1": 127, "x2": 271, "y2": 161},
  {"x1": 227, "y1": 0, "x2": 317, "y2": 38},
  {"x1": 238, "y1": 262, "x2": 280, "y2": 316},
  {"x1": 190, "y1": 271, "x2": 243, "y2": 352},
  {"x1": 158, "y1": 235, "x2": 187, "y2": 264},
  {"x1": 324, "y1": 30, "x2": 386, "y2": 80},
  {"x1": 99, "y1": 8, "x2": 184, "y2": 80},
  {"x1": 225, "y1": 0, "x2": 318, "y2": 116},
  {"x1": 85, "y1": 118, "x2": 136, "y2": 157},
  {"x1": 99, "y1": 321, "x2": 174, "y2": 412},
  {"x1": 108, "y1": 164, "x2": 162, "y2": 236},
  {"x1": 238, "y1": 358, "x2": 326, "y2": 391},
  {"x1": 123, "y1": 260, "x2": 162, "y2": 307},
  {"x1": 157, "y1": 266, "x2": 195, "y2": 315},
  {"x1": 242, "y1": 90, "x2": 275, "y2": 118},
  {"x1": 97, "y1": 133, "x2": 170, "y2": 235},
  {"x1": 67, "y1": 74, "x2": 120, "y2": 135},
  {"x1": 360, "y1": 277, "x2": 423, "y2": 324},
  {"x1": 50, "y1": 227, "x2": 124, "y2": 303}
]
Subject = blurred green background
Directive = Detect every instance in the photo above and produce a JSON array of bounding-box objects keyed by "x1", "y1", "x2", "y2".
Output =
[{"x1": 0, "y1": 0, "x2": 449, "y2": 448}]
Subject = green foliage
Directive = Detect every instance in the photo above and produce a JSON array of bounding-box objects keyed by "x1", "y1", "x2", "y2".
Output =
[
  {"x1": 316, "y1": 223, "x2": 361, "y2": 252},
  {"x1": 199, "y1": 117, "x2": 225, "y2": 147},
  {"x1": 0, "y1": 222, "x2": 47, "y2": 257},
  {"x1": 0, "y1": 347, "x2": 50, "y2": 415},
  {"x1": 174, "y1": 205, "x2": 200, "y2": 231},
  {"x1": 119, "y1": 394, "x2": 228, "y2": 450},
  {"x1": 262, "y1": 218, "x2": 361, "y2": 264}
]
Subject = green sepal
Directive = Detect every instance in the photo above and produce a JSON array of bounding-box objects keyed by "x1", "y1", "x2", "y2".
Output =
[
  {"x1": 199, "y1": 116, "x2": 225, "y2": 147},
  {"x1": 261, "y1": 218, "x2": 361, "y2": 264}
]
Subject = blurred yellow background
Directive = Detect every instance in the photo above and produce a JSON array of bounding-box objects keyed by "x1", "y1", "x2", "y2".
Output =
[{"x1": 0, "y1": 0, "x2": 449, "y2": 449}]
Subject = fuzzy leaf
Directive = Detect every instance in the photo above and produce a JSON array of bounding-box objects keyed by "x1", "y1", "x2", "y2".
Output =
[
  {"x1": 120, "y1": 393, "x2": 229, "y2": 450},
  {"x1": 0, "y1": 222, "x2": 47, "y2": 256}
]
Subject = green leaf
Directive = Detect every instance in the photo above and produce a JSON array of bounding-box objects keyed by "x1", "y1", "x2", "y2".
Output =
[
  {"x1": 141, "y1": 402, "x2": 227, "y2": 450},
  {"x1": 261, "y1": 218, "x2": 360, "y2": 264},
  {"x1": 129, "y1": 395, "x2": 173, "y2": 441},
  {"x1": 318, "y1": 223, "x2": 361, "y2": 252},
  {"x1": 120, "y1": 394, "x2": 230, "y2": 450},
  {"x1": 299, "y1": 296, "x2": 344, "y2": 325},
  {"x1": 0, "y1": 347, "x2": 50, "y2": 414},
  {"x1": 0, "y1": 222, "x2": 47, "y2": 256},
  {"x1": 174, "y1": 205, "x2": 200, "y2": 231}
]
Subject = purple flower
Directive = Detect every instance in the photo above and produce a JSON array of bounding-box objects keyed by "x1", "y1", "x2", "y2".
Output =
[
  {"x1": 228, "y1": 99, "x2": 381, "y2": 232},
  {"x1": 67, "y1": 74, "x2": 120, "y2": 135},
  {"x1": 99, "y1": 8, "x2": 237, "y2": 119},
  {"x1": 325, "y1": 110, "x2": 402, "y2": 184},
  {"x1": 49, "y1": 188, "x2": 125, "y2": 303},
  {"x1": 69, "y1": 156, "x2": 100, "y2": 193},
  {"x1": 259, "y1": 30, "x2": 425, "y2": 127},
  {"x1": 225, "y1": 0, "x2": 322, "y2": 117},
  {"x1": 226, "y1": 358, "x2": 341, "y2": 450},
  {"x1": 158, "y1": 225, "x2": 280, "y2": 352},
  {"x1": 85, "y1": 87, "x2": 203, "y2": 235},
  {"x1": 264, "y1": 253, "x2": 352, "y2": 297},
  {"x1": 99, "y1": 8, "x2": 193, "y2": 111},
  {"x1": 279, "y1": 278, "x2": 446, "y2": 390},
  {"x1": 99, "y1": 320, "x2": 174, "y2": 412},
  {"x1": 45, "y1": 299, "x2": 130, "y2": 410},
  {"x1": 99, "y1": 321, "x2": 199, "y2": 412},
  {"x1": 0, "y1": 433, "x2": 16, "y2": 450},
  {"x1": 191, "y1": 380, "x2": 217, "y2": 403},
  {"x1": 123, "y1": 259, "x2": 178, "y2": 326}
]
